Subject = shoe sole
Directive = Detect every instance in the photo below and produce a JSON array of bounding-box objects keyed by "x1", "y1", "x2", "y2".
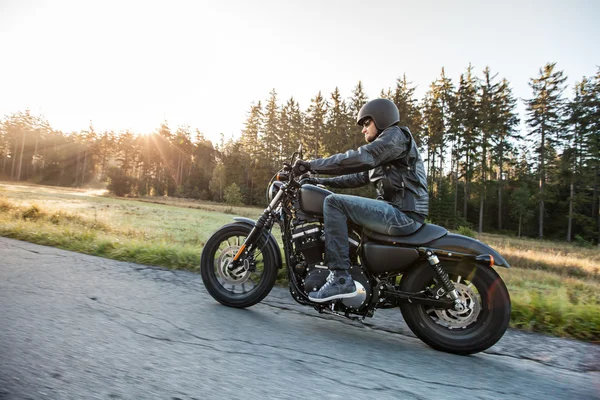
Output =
[{"x1": 309, "y1": 290, "x2": 359, "y2": 303}]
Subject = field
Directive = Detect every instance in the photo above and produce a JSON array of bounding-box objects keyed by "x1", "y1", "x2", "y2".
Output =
[{"x1": 1, "y1": 181, "x2": 598, "y2": 341}]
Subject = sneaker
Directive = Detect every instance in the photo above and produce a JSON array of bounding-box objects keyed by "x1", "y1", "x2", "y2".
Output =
[{"x1": 308, "y1": 269, "x2": 358, "y2": 303}]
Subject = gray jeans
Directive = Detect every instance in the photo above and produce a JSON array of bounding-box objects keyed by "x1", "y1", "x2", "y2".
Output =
[{"x1": 323, "y1": 194, "x2": 422, "y2": 270}]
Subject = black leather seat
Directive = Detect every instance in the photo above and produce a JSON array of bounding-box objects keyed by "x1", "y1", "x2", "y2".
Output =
[{"x1": 364, "y1": 223, "x2": 448, "y2": 246}]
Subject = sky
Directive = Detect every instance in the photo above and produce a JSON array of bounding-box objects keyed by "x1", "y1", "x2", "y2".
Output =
[{"x1": 1, "y1": 0, "x2": 599, "y2": 145}]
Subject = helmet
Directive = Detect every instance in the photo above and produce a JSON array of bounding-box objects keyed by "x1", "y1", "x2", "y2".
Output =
[{"x1": 356, "y1": 98, "x2": 400, "y2": 130}]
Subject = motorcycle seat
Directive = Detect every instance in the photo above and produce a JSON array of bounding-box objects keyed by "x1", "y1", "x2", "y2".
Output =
[{"x1": 364, "y1": 223, "x2": 448, "y2": 246}]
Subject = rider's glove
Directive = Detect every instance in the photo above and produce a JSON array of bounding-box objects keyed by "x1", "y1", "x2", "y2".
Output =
[
  {"x1": 299, "y1": 177, "x2": 321, "y2": 186},
  {"x1": 292, "y1": 159, "x2": 311, "y2": 176}
]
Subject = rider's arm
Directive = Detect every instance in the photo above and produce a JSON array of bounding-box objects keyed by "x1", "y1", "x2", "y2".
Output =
[
  {"x1": 318, "y1": 171, "x2": 369, "y2": 189},
  {"x1": 308, "y1": 127, "x2": 410, "y2": 175}
]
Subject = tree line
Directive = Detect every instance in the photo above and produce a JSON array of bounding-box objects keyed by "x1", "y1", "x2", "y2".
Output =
[{"x1": 1, "y1": 62, "x2": 598, "y2": 245}]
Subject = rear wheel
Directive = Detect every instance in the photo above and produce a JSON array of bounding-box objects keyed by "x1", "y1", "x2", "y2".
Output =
[
  {"x1": 200, "y1": 223, "x2": 278, "y2": 308},
  {"x1": 399, "y1": 261, "x2": 511, "y2": 355}
]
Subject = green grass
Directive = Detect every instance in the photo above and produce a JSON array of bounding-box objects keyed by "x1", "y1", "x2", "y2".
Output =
[{"x1": 1, "y1": 181, "x2": 598, "y2": 341}]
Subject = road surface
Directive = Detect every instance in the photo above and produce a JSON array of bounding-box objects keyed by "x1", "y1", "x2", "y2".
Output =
[{"x1": 1, "y1": 237, "x2": 598, "y2": 399}]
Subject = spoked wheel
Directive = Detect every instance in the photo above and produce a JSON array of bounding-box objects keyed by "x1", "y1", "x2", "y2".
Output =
[
  {"x1": 399, "y1": 261, "x2": 511, "y2": 355},
  {"x1": 200, "y1": 223, "x2": 278, "y2": 308}
]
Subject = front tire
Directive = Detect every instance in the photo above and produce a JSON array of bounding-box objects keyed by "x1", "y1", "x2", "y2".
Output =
[
  {"x1": 200, "y1": 223, "x2": 278, "y2": 308},
  {"x1": 399, "y1": 261, "x2": 511, "y2": 355}
]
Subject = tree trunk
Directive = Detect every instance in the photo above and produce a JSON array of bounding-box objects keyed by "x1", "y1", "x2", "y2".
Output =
[
  {"x1": 566, "y1": 178, "x2": 574, "y2": 242},
  {"x1": 17, "y1": 130, "x2": 26, "y2": 181},
  {"x1": 593, "y1": 164, "x2": 598, "y2": 221},
  {"x1": 75, "y1": 151, "x2": 80, "y2": 187},
  {"x1": 438, "y1": 147, "x2": 444, "y2": 197},
  {"x1": 518, "y1": 214, "x2": 522, "y2": 238},
  {"x1": 249, "y1": 174, "x2": 253, "y2": 206},
  {"x1": 11, "y1": 137, "x2": 18, "y2": 179},
  {"x1": 430, "y1": 150, "x2": 436, "y2": 196},
  {"x1": 478, "y1": 145, "x2": 486, "y2": 234},
  {"x1": 32, "y1": 134, "x2": 39, "y2": 176},
  {"x1": 463, "y1": 151, "x2": 469, "y2": 219},
  {"x1": 539, "y1": 128, "x2": 545, "y2": 239},
  {"x1": 82, "y1": 150, "x2": 88, "y2": 186},
  {"x1": 498, "y1": 145, "x2": 504, "y2": 230},
  {"x1": 101, "y1": 152, "x2": 107, "y2": 181},
  {"x1": 454, "y1": 155, "x2": 459, "y2": 224},
  {"x1": 2, "y1": 147, "x2": 8, "y2": 173},
  {"x1": 41, "y1": 143, "x2": 46, "y2": 181},
  {"x1": 595, "y1": 164, "x2": 599, "y2": 247}
]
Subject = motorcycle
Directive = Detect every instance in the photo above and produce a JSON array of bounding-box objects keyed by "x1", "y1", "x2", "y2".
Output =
[{"x1": 200, "y1": 145, "x2": 511, "y2": 355}]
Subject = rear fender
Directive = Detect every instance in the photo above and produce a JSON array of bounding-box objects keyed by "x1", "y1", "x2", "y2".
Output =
[
  {"x1": 233, "y1": 217, "x2": 283, "y2": 269},
  {"x1": 426, "y1": 233, "x2": 510, "y2": 268}
]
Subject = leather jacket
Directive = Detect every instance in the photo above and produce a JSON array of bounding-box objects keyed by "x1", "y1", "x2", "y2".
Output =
[{"x1": 309, "y1": 125, "x2": 429, "y2": 217}]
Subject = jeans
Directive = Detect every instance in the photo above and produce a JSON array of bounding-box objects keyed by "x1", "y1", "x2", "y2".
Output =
[{"x1": 323, "y1": 194, "x2": 422, "y2": 270}]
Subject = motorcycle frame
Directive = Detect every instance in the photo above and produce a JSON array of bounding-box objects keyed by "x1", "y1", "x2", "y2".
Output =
[{"x1": 235, "y1": 180, "x2": 468, "y2": 317}]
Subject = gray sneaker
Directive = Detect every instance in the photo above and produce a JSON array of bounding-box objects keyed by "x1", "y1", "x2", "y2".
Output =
[{"x1": 308, "y1": 269, "x2": 358, "y2": 303}]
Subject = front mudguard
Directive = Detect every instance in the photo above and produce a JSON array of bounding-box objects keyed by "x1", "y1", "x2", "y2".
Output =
[
  {"x1": 233, "y1": 217, "x2": 283, "y2": 269},
  {"x1": 426, "y1": 233, "x2": 510, "y2": 268}
]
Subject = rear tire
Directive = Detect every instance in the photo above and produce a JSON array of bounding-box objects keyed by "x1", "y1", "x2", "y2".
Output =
[
  {"x1": 399, "y1": 261, "x2": 511, "y2": 355},
  {"x1": 200, "y1": 223, "x2": 278, "y2": 308}
]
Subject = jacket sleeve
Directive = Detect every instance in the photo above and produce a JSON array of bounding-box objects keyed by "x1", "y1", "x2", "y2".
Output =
[
  {"x1": 308, "y1": 127, "x2": 410, "y2": 175},
  {"x1": 318, "y1": 171, "x2": 369, "y2": 189}
]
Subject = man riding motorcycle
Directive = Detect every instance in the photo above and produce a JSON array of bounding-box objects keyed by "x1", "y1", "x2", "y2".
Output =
[{"x1": 292, "y1": 98, "x2": 429, "y2": 302}]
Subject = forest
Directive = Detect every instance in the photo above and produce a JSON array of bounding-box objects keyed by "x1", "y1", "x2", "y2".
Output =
[{"x1": 1, "y1": 62, "x2": 598, "y2": 245}]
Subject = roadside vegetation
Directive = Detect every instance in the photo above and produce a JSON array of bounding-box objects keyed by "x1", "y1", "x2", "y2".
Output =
[{"x1": 1, "y1": 182, "x2": 598, "y2": 342}]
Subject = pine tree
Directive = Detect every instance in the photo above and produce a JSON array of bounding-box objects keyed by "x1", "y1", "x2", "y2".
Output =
[
  {"x1": 191, "y1": 129, "x2": 216, "y2": 199},
  {"x1": 173, "y1": 125, "x2": 193, "y2": 188},
  {"x1": 510, "y1": 184, "x2": 534, "y2": 237},
  {"x1": 240, "y1": 101, "x2": 263, "y2": 204},
  {"x1": 97, "y1": 130, "x2": 116, "y2": 182},
  {"x1": 324, "y1": 87, "x2": 352, "y2": 156},
  {"x1": 493, "y1": 78, "x2": 520, "y2": 230},
  {"x1": 423, "y1": 68, "x2": 456, "y2": 222},
  {"x1": 422, "y1": 85, "x2": 444, "y2": 196},
  {"x1": 1, "y1": 110, "x2": 45, "y2": 182},
  {"x1": 453, "y1": 65, "x2": 479, "y2": 221},
  {"x1": 348, "y1": 81, "x2": 368, "y2": 149},
  {"x1": 305, "y1": 91, "x2": 327, "y2": 158},
  {"x1": 477, "y1": 67, "x2": 500, "y2": 233},
  {"x1": 209, "y1": 162, "x2": 226, "y2": 201},
  {"x1": 152, "y1": 122, "x2": 174, "y2": 195},
  {"x1": 392, "y1": 74, "x2": 423, "y2": 146},
  {"x1": 78, "y1": 122, "x2": 99, "y2": 186},
  {"x1": 241, "y1": 101, "x2": 262, "y2": 157},
  {"x1": 263, "y1": 89, "x2": 280, "y2": 166},
  {"x1": 590, "y1": 69, "x2": 600, "y2": 245},
  {"x1": 567, "y1": 69, "x2": 600, "y2": 245},
  {"x1": 564, "y1": 80, "x2": 587, "y2": 241},
  {"x1": 282, "y1": 97, "x2": 304, "y2": 159},
  {"x1": 525, "y1": 62, "x2": 567, "y2": 238}
]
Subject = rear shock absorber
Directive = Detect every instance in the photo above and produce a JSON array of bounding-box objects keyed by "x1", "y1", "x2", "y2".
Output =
[{"x1": 425, "y1": 250, "x2": 465, "y2": 312}]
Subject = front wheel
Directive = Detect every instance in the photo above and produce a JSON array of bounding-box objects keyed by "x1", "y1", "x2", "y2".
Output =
[
  {"x1": 399, "y1": 261, "x2": 511, "y2": 355},
  {"x1": 200, "y1": 223, "x2": 278, "y2": 308}
]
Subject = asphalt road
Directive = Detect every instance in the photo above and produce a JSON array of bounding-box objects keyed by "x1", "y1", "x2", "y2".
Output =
[{"x1": 1, "y1": 237, "x2": 598, "y2": 400}]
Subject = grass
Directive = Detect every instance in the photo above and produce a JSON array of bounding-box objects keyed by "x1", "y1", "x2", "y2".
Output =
[{"x1": 1, "y1": 181, "x2": 598, "y2": 341}]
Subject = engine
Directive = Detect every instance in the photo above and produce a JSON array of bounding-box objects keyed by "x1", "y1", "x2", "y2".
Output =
[
  {"x1": 291, "y1": 223, "x2": 372, "y2": 311},
  {"x1": 291, "y1": 224, "x2": 324, "y2": 266}
]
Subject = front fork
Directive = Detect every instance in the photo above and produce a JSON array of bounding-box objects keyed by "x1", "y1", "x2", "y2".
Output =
[{"x1": 229, "y1": 187, "x2": 285, "y2": 270}]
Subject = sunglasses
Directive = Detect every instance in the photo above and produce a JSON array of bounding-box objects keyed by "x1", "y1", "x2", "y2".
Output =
[{"x1": 362, "y1": 119, "x2": 372, "y2": 128}]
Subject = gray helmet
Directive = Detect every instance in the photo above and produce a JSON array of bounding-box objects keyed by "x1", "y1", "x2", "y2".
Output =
[{"x1": 356, "y1": 98, "x2": 400, "y2": 130}]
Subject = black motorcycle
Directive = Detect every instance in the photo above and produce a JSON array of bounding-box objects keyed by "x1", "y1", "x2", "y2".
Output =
[{"x1": 200, "y1": 145, "x2": 511, "y2": 355}]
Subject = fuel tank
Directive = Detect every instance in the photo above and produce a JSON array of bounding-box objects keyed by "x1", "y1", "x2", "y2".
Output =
[{"x1": 298, "y1": 184, "x2": 333, "y2": 216}]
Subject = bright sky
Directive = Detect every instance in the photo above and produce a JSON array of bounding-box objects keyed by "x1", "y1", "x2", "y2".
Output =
[{"x1": 1, "y1": 0, "x2": 598, "y2": 145}]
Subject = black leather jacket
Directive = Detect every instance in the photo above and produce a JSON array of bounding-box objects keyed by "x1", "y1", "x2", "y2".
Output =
[{"x1": 309, "y1": 125, "x2": 429, "y2": 217}]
